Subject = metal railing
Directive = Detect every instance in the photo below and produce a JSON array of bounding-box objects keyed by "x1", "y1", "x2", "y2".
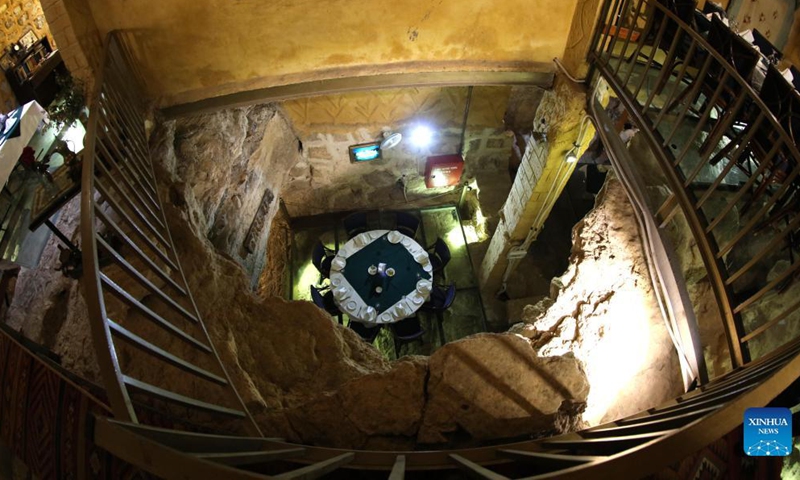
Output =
[
  {"x1": 80, "y1": 31, "x2": 261, "y2": 436},
  {"x1": 94, "y1": 335, "x2": 800, "y2": 478},
  {"x1": 589, "y1": 0, "x2": 800, "y2": 368}
]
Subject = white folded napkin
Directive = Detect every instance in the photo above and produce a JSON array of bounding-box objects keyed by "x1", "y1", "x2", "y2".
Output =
[
  {"x1": 416, "y1": 279, "x2": 432, "y2": 295},
  {"x1": 739, "y1": 29, "x2": 754, "y2": 43},
  {"x1": 782, "y1": 68, "x2": 794, "y2": 83},
  {"x1": 387, "y1": 230, "x2": 402, "y2": 244},
  {"x1": 331, "y1": 256, "x2": 346, "y2": 271},
  {"x1": 414, "y1": 252, "x2": 429, "y2": 265},
  {"x1": 408, "y1": 292, "x2": 425, "y2": 305}
]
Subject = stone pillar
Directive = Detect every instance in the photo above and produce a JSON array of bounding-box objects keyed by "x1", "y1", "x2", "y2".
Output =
[
  {"x1": 40, "y1": 0, "x2": 103, "y2": 92},
  {"x1": 479, "y1": 74, "x2": 591, "y2": 296}
]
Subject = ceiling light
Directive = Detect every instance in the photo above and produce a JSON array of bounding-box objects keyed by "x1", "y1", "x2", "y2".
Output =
[
  {"x1": 410, "y1": 125, "x2": 433, "y2": 148},
  {"x1": 565, "y1": 143, "x2": 579, "y2": 163}
]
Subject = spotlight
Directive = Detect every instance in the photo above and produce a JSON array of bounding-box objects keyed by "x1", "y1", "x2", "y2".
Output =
[
  {"x1": 410, "y1": 125, "x2": 433, "y2": 148},
  {"x1": 565, "y1": 143, "x2": 579, "y2": 163}
]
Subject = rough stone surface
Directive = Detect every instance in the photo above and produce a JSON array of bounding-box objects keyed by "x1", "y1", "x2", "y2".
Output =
[
  {"x1": 418, "y1": 333, "x2": 589, "y2": 445},
  {"x1": 4, "y1": 197, "x2": 99, "y2": 382},
  {"x1": 515, "y1": 177, "x2": 683, "y2": 425},
  {"x1": 266, "y1": 356, "x2": 428, "y2": 450},
  {"x1": 150, "y1": 104, "x2": 301, "y2": 288}
]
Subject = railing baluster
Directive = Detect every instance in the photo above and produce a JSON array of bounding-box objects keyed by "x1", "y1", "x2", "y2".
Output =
[
  {"x1": 694, "y1": 113, "x2": 765, "y2": 209},
  {"x1": 94, "y1": 207, "x2": 187, "y2": 296},
  {"x1": 652, "y1": 39, "x2": 698, "y2": 128},
  {"x1": 614, "y1": 0, "x2": 646, "y2": 78},
  {"x1": 705, "y1": 140, "x2": 783, "y2": 234}
]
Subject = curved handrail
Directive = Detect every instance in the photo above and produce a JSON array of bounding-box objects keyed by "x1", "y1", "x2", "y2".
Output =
[
  {"x1": 80, "y1": 31, "x2": 261, "y2": 435},
  {"x1": 590, "y1": 0, "x2": 800, "y2": 367},
  {"x1": 94, "y1": 338, "x2": 800, "y2": 477}
]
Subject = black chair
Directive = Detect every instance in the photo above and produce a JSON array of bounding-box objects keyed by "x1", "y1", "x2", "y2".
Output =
[
  {"x1": 701, "y1": 1, "x2": 725, "y2": 15},
  {"x1": 343, "y1": 212, "x2": 368, "y2": 239},
  {"x1": 310, "y1": 285, "x2": 341, "y2": 316},
  {"x1": 348, "y1": 320, "x2": 381, "y2": 343},
  {"x1": 751, "y1": 29, "x2": 781, "y2": 63},
  {"x1": 393, "y1": 211, "x2": 420, "y2": 238},
  {"x1": 791, "y1": 66, "x2": 800, "y2": 91},
  {"x1": 421, "y1": 284, "x2": 457, "y2": 313},
  {"x1": 390, "y1": 316, "x2": 425, "y2": 354},
  {"x1": 311, "y1": 241, "x2": 334, "y2": 278},
  {"x1": 427, "y1": 238, "x2": 451, "y2": 274}
]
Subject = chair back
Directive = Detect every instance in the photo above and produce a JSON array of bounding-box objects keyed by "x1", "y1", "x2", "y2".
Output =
[
  {"x1": 434, "y1": 238, "x2": 452, "y2": 265},
  {"x1": 701, "y1": 1, "x2": 724, "y2": 15},
  {"x1": 752, "y1": 29, "x2": 781, "y2": 61},
  {"x1": 760, "y1": 65, "x2": 800, "y2": 144},
  {"x1": 442, "y1": 284, "x2": 457, "y2": 310},
  {"x1": 708, "y1": 16, "x2": 759, "y2": 79},
  {"x1": 390, "y1": 316, "x2": 424, "y2": 341},
  {"x1": 311, "y1": 241, "x2": 326, "y2": 269},
  {"x1": 349, "y1": 320, "x2": 381, "y2": 343},
  {"x1": 423, "y1": 283, "x2": 457, "y2": 312},
  {"x1": 791, "y1": 66, "x2": 800, "y2": 90},
  {"x1": 393, "y1": 211, "x2": 420, "y2": 238},
  {"x1": 343, "y1": 212, "x2": 368, "y2": 238},
  {"x1": 311, "y1": 241, "x2": 333, "y2": 278},
  {"x1": 310, "y1": 285, "x2": 327, "y2": 309}
]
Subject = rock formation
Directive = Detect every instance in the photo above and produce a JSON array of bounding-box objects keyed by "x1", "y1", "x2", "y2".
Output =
[{"x1": 511, "y1": 176, "x2": 684, "y2": 425}]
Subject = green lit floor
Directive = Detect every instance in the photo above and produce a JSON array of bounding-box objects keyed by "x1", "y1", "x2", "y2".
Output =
[{"x1": 288, "y1": 206, "x2": 487, "y2": 359}]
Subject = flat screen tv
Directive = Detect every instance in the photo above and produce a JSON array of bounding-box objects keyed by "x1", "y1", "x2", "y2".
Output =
[{"x1": 349, "y1": 142, "x2": 381, "y2": 163}]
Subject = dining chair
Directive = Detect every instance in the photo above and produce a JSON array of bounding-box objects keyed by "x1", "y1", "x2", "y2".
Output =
[
  {"x1": 427, "y1": 238, "x2": 452, "y2": 274},
  {"x1": 790, "y1": 66, "x2": 800, "y2": 90},
  {"x1": 421, "y1": 284, "x2": 457, "y2": 313},
  {"x1": 310, "y1": 285, "x2": 341, "y2": 316},
  {"x1": 343, "y1": 212, "x2": 368, "y2": 239},
  {"x1": 751, "y1": 29, "x2": 781, "y2": 63},
  {"x1": 392, "y1": 211, "x2": 420, "y2": 239},
  {"x1": 348, "y1": 320, "x2": 381, "y2": 343},
  {"x1": 390, "y1": 316, "x2": 425, "y2": 355},
  {"x1": 311, "y1": 240, "x2": 334, "y2": 279}
]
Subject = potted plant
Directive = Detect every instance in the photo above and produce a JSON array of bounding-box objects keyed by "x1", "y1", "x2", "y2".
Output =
[{"x1": 47, "y1": 73, "x2": 86, "y2": 130}]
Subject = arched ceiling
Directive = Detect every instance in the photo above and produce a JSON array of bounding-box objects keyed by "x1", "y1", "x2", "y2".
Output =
[{"x1": 85, "y1": 0, "x2": 580, "y2": 107}]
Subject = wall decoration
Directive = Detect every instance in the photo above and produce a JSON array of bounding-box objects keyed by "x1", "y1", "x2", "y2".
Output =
[{"x1": 18, "y1": 29, "x2": 35, "y2": 49}]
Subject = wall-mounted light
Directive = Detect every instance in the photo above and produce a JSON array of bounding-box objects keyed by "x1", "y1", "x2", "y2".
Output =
[
  {"x1": 410, "y1": 125, "x2": 433, "y2": 148},
  {"x1": 565, "y1": 142, "x2": 579, "y2": 163}
]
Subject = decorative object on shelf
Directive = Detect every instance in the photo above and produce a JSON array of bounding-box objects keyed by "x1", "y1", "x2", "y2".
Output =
[
  {"x1": 18, "y1": 30, "x2": 38, "y2": 50},
  {"x1": 47, "y1": 74, "x2": 86, "y2": 130}
]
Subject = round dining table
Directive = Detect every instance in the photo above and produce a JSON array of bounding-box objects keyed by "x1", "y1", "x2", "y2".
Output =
[{"x1": 329, "y1": 230, "x2": 433, "y2": 325}]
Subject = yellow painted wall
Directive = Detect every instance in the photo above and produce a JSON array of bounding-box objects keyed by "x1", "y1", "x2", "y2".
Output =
[{"x1": 83, "y1": 0, "x2": 578, "y2": 106}]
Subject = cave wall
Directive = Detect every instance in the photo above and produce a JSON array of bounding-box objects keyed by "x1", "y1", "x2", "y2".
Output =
[{"x1": 150, "y1": 104, "x2": 301, "y2": 288}]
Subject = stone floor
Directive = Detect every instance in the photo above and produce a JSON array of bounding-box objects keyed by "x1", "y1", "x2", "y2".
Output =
[{"x1": 288, "y1": 205, "x2": 488, "y2": 359}]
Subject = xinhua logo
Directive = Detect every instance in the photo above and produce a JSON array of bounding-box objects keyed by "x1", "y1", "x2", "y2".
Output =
[{"x1": 743, "y1": 407, "x2": 792, "y2": 456}]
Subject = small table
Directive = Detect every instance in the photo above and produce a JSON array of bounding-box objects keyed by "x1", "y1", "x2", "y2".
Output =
[{"x1": 330, "y1": 230, "x2": 433, "y2": 325}]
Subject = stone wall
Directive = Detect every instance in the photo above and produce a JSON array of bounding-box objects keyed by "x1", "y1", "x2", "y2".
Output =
[
  {"x1": 150, "y1": 104, "x2": 301, "y2": 288},
  {"x1": 511, "y1": 176, "x2": 684, "y2": 425},
  {"x1": 0, "y1": 0, "x2": 57, "y2": 111},
  {"x1": 280, "y1": 86, "x2": 520, "y2": 218},
  {"x1": 40, "y1": 0, "x2": 101, "y2": 91}
]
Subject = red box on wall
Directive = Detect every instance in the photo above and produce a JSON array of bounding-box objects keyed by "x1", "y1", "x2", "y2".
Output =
[{"x1": 424, "y1": 154, "x2": 464, "y2": 188}]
